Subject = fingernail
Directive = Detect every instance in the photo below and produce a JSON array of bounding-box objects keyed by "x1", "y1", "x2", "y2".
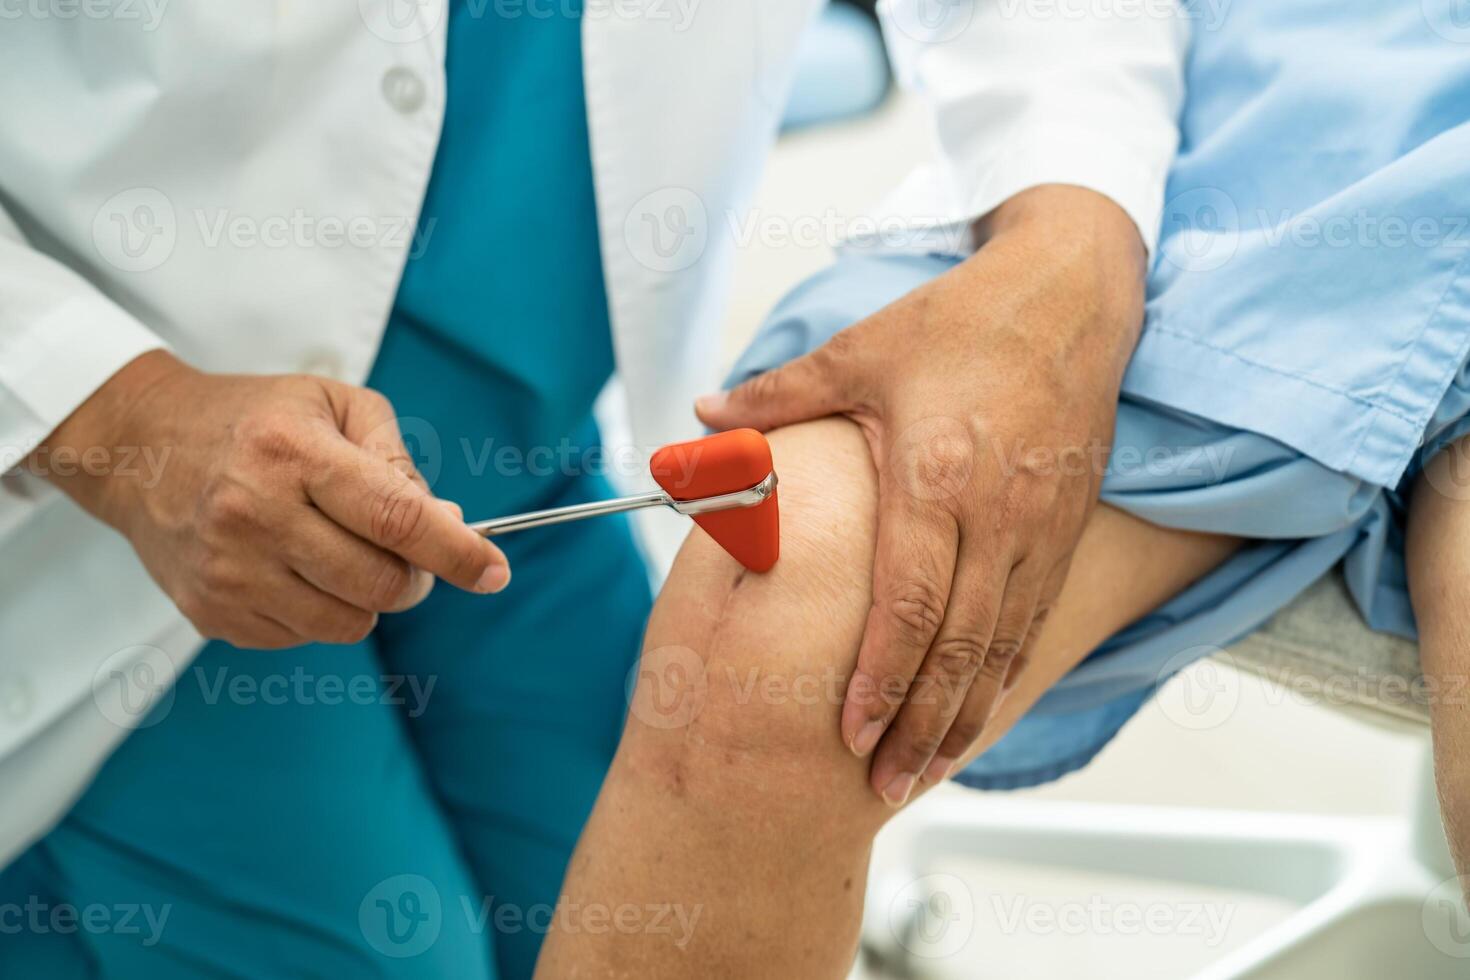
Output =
[
  {"x1": 922, "y1": 755, "x2": 956, "y2": 785},
  {"x1": 441, "y1": 499, "x2": 464, "y2": 520},
  {"x1": 694, "y1": 392, "x2": 728, "y2": 416},
  {"x1": 850, "y1": 719, "x2": 885, "y2": 757},
  {"x1": 881, "y1": 773, "x2": 916, "y2": 808},
  {"x1": 476, "y1": 563, "x2": 510, "y2": 594}
]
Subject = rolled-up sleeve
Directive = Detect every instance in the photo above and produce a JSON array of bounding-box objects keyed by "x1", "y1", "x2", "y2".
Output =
[
  {"x1": 859, "y1": 0, "x2": 1190, "y2": 256},
  {"x1": 0, "y1": 203, "x2": 166, "y2": 472}
]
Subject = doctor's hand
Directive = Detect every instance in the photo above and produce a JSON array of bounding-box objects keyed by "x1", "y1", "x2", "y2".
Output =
[
  {"x1": 34, "y1": 350, "x2": 509, "y2": 649},
  {"x1": 697, "y1": 185, "x2": 1147, "y2": 805}
]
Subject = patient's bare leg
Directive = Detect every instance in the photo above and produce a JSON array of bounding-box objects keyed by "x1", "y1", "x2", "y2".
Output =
[
  {"x1": 1407, "y1": 433, "x2": 1470, "y2": 890},
  {"x1": 535, "y1": 417, "x2": 1238, "y2": 979}
]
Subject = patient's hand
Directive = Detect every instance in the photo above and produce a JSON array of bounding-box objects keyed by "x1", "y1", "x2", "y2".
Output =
[{"x1": 696, "y1": 184, "x2": 1147, "y2": 804}]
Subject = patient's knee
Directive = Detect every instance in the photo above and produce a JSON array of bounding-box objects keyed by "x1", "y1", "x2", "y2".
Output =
[{"x1": 621, "y1": 418, "x2": 887, "y2": 824}]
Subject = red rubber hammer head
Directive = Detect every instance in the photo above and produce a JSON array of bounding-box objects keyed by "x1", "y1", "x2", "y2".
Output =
[{"x1": 650, "y1": 429, "x2": 780, "y2": 572}]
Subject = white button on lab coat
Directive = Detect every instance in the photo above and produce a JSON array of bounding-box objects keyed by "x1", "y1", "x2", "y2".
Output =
[{"x1": 0, "y1": 0, "x2": 1187, "y2": 862}]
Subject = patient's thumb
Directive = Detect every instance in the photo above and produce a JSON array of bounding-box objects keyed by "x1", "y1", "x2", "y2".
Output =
[{"x1": 695, "y1": 353, "x2": 845, "y2": 432}]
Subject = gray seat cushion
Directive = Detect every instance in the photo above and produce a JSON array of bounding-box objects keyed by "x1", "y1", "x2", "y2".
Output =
[{"x1": 1224, "y1": 569, "x2": 1428, "y2": 727}]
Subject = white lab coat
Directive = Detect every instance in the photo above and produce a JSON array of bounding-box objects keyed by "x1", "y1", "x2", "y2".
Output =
[{"x1": 0, "y1": 1, "x2": 1187, "y2": 863}]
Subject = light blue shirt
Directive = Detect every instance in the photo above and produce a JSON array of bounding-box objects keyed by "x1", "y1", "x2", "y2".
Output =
[
  {"x1": 1135, "y1": 0, "x2": 1470, "y2": 489},
  {"x1": 724, "y1": 0, "x2": 1470, "y2": 789}
]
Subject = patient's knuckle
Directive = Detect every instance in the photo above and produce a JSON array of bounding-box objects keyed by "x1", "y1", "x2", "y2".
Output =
[
  {"x1": 924, "y1": 435, "x2": 974, "y2": 479},
  {"x1": 886, "y1": 580, "x2": 945, "y2": 646},
  {"x1": 912, "y1": 668, "x2": 965, "y2": 718},
  {"x1": 980, "y1": 638, "x2": 1022, "y2": 680},
  {"x1": 817, "y1": 324, "x2": 859, "y2": 363},
  {"x1": 888, "y1": 723, "x2": 946, "y2": 774},
  {"x1": 905, "y1": 722, "x2": 947, "y2": 761},
  {"x1": 945, "y1": 713, "x2": 985, "y2": 753},
  {"x1": 805, "y1": 332, "x2": 856, "y2": 382},
  {"x1": 872, "y1": 672, "x2": 910, "y2": 712},
  {"x1": 738, "y1": 369, "x2": 784, "y2": 407},
  {"x1": 931, "y1": 633, "x2": 987, "y2": 677}
]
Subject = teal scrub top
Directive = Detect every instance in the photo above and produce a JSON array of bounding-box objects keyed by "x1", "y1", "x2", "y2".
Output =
[{"x1": 367, "y1": 0, "x2": 614, "y2": 517}]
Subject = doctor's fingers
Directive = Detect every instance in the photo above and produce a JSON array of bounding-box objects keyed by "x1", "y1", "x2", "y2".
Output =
[
  {"x1": 333, "y1": 383, "x2": 450, "y2": 598},
  {"x1": 303, "y1": 433, "x2": 509, "y2": 595},
  {"x1": 199, "y1": 609, "x2": 302, "y2": 652},
  {"x1": 323, "y1": 381, "x2": 448, "y2": 598},
  {"x1": 332, "y1": 385, "x2": 432, "y2": 490},
  {"x1": 253, "y1": 564, "x2": 379, "y2": 647},
  {"x1": 283, "y1": 510, "x2": 433, "y2": 614}
]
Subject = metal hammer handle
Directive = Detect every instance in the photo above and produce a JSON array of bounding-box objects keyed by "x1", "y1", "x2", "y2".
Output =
[{"x1": 468, "y1": 472, "x2": 777, "y2": 538}]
